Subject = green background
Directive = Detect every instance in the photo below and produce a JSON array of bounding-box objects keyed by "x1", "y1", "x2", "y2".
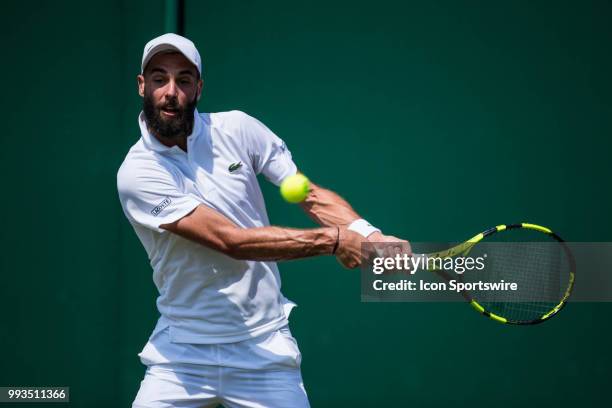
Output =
[{"x1": 1, "y1": 0, "x2": 610, "y2": 406}]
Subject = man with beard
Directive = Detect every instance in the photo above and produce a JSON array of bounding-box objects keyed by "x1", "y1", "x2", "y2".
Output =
[{"x1": 117, "y1": 33, "x2": 409, "y2": 408}]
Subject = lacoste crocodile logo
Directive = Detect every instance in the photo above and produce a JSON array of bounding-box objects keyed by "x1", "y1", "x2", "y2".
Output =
[{"x1": 228, "y1": 161, "x2": 243, "y2": 173}]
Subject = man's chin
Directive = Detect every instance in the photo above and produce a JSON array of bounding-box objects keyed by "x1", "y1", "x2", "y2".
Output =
[
  {"x1": 156, "y1": 113, "x2": 181, "y2": 126},
  {"x1": 159, "y1": 117, "x2": 177, "y2": 125}
]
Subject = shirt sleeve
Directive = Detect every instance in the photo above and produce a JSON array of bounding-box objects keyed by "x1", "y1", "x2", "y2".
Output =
[
  {"x1": 117, "y1": 160, "x2": 201, "y2": 233},
  {"x1": 239, "y1": 111, "x2": 297, "y2": 186}
]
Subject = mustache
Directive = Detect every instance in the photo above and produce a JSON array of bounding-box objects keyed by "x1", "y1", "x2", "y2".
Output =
[{"x1": 158, "y1": 99, "x2": 180, "y2": 111}]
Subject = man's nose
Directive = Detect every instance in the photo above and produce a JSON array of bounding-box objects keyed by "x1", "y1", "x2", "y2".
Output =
[{"x1": 164, "y1": 79, "x2": 178, "y2": 98}]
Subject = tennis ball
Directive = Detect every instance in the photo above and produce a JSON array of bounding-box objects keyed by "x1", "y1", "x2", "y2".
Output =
[{"x1": 280, "y1": 174, "x2": 310, "y2": 203}]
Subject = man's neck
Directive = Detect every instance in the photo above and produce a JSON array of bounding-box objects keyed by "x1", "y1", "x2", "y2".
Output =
[{"x1": 149, "y1": 128, "x2": 189, "y2": 152}]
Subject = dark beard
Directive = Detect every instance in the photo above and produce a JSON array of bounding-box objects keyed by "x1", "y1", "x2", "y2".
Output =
[{"x1": 142, "y1": 92, "x2": 197, "y2": 140}]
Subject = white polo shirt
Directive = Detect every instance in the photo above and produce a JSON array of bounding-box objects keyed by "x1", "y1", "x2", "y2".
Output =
[{"x1": 117, "y1": 110, "x2": 297, "y2": 344}]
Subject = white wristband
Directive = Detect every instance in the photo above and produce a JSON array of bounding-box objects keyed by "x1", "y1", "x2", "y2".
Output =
[{"x1": 347, "y1": 219, "x2": 381, "y2": 238}]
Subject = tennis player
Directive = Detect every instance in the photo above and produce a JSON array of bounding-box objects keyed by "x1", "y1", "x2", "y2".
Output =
[{"x1": 117, "y1": 33, "x2": 409, "y2": 408}]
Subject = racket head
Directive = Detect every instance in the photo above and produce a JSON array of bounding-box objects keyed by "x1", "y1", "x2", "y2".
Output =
[{"x1": 429, "y1": 223, "x2": 575, "y2": 325}]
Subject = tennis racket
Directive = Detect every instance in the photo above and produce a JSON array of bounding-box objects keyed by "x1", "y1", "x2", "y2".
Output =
[{"x1": 415, "y1": 223, "x2": 575, "y2": 325}]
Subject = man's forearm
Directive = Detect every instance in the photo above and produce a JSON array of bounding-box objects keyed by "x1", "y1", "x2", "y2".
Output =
[
  {"x1": 300, "y1": 182, "x2": 360, "y2": 226},
  {"x1": 161, "y1": 204, "x2": 340, "y2": 261},
  {"x1": 224, "y1": 225, "x2": 338, "y2": 261}
]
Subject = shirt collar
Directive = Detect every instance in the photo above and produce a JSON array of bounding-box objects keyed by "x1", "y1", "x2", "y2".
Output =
[{"x1": 139, "y1": 109, "x2": 204, "y2": 153}]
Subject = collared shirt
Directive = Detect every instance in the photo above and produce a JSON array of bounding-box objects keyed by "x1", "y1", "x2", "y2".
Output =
[{"x1": 117, "y1": 110, "x2": 297, "y2": 344}]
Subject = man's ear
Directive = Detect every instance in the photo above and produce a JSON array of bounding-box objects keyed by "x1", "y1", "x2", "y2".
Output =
[
  {"x1": 197, "y1": 78, "x2": 203, "y2": 101},
  {"x1": 137, "y1": 74, "x2": 145, "y2": 97}
]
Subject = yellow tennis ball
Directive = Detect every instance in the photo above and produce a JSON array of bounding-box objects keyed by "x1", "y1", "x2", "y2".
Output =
[{"x1": 280, "y1": 174, "x2": 310, "y2": 203}]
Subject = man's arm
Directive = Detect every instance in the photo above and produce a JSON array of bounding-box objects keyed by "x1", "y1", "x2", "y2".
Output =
[
  {"x1": 160, "y1": 203, "x2": 365, "y2": 268},
  {"x1": 299, "y1": 179, "x2": 410, "y2": 249},
  {"x1": 299, "y1": 180, "x2": 360, "y2": 226}
]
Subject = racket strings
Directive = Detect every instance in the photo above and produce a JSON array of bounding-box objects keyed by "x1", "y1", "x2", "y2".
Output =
[{"x1": 463, "y1": 239, "x2": 570, "y2": 322}]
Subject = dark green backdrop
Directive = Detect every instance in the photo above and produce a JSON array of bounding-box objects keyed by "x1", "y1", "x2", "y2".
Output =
[{"x1": 1, "y1": 0, "x2": 610, "y2": 406}]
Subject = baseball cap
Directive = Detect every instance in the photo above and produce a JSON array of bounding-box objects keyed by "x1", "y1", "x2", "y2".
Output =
[{"x1": 141, "y1": 33, "x2": 202, "y2": 75}]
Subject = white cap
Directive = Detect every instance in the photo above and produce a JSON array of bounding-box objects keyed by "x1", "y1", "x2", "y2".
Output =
[{"x1": 141, "y1": 33, "x2": 202, "y2": 75}]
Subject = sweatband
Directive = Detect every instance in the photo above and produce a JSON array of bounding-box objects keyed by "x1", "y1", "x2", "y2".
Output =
[{"x1": 347, "y1": 218, "x2": 380, "y2": 238}]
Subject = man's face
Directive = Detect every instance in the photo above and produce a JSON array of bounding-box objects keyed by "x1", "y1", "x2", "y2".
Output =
[{"x1": 137, "y1": 52, "x2": 203, "y2": 140}]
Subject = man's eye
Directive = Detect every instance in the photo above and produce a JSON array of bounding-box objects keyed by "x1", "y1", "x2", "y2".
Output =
[
  {"x1": 180, "y1": 79, "x2": 192, "y2": 85},
  {"x1": 152, "y1": 78, "x2": 164, "y2": 83}
]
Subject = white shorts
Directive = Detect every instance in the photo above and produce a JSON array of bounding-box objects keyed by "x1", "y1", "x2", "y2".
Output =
[{"x1": 132, "y1": 325, "x2": 310, "y2": 408}]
